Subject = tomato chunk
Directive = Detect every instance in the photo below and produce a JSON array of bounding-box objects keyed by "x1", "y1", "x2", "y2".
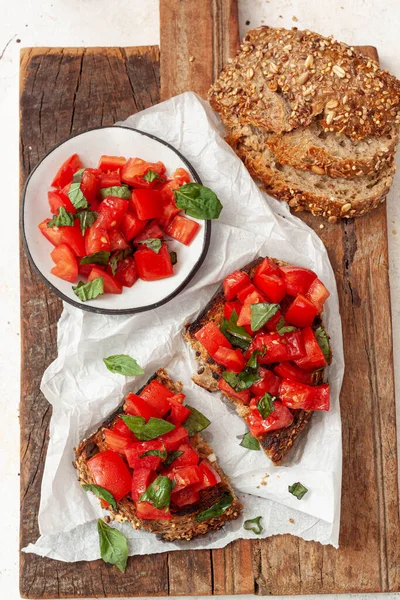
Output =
[
  {"x1": 247, "y1": 330, "x2": 305, "y2": 364},
  {"x1": 50, "y1": 244, "x2": 78, "y2": 282},
  {"x1": 113, "y1": 417, "x2": 137, "y2": 441},
  {"x1": 237, "y1": 290, "x2": 266, "y2": 326},
  {"x1": 98, "y1": 155, "x2": 126, "y2": 172},
  {"x1": 109, "y1": 229, "x2": 129, "y2": 251},
  {"x1": 237, "y1": 283, "x2": 258, "y2": 304},
  {"x1": 167, "y1": 395, "x2": 191, "y2": 426},
  {"x1": 224, "y1": 301, "x2": 243, "y2": 321},
  {"x1": 131, "y1": 189, "x2": 163, "y2": 220},
  {"x1": 85, "y1": 226, "x2": 110, "y2": 254},
  {"x1": 306, "y1": 278, "x2": 330, "y2": 312},
  {"x1": 279, "y1": 380, "x2": 330, "y2": 411},
  {"x1": 170, "y1": 487, "x2": 200, "y2": 507},
  {"x1": 274, "y1": 362, "x2": 314, "y2": 385},
  {"x1": 250, "y1": 367, "x2": 281, "y2": 396},
  {"x1": 285, "y1": 295, "x2": 319, "y2": 328},
  {"x1": 134, "y1": 220, "x2": 163, "y2": 243},
  {"x1": 199, "y1": 459, "x2": 221, "y2": 487},
  {"x1": 167, "y1": 443, "x2": 199, "y2": 468},
  {"x1": 166, "y1": 465, "x2": 203, "y2": 492},
  {"x1": 218, "y1": 377, "x2": 251, "y2": 404},
  {"x1": 158, "y1": 426, "x2": 189, "y2": 452},
  {"x1": 51, "y1": 154, "x2": 82, "y2": 189},
  {"x1": 223, "y1": 270, "x2": 251, "y2": 301},
  {"x1": 38, "y1": 218, "x2": 63, "y2": 246},
  {"x1": 134, "y1": 242, "x2": 174, "y2": 281},
  {"x1": 253, "y1": 273, "x2": 286, "y2": 303},
  {"x1": 194, "y1": 322, "x2": 232, "y2": 356},
  {"x1": 121, "y1": 158, "x2": 166, "y2": 188},
  {"x1": 157, "y1": 192, "x2": 181, "y2": 228},
  {"x1": 264, "y1": 310, "x2": 284, "y2": 332},
  {"x1": 213, "y1": 346, "x2": 245, "y2": 373},
  {"x1": 99, "y1": 171, "x2": 121, "y2": 188},
  {"x1": 139, "y1": 380, "x2": 174, "y2": 416},
  {"x1": 254, "y1": 257, "x2": 281, "y2": 278},
  {"x1": 131, "y1": 468, "x2": 156, "y2": 502},
  {"x1": 294, "y1": 327, "x2": 328, "y2": 372},
  {"x1": 165, "y1": 214, "x2": 199, "y2": 245},
  {"x1": 48, "y1": 190, "x2": 76, "y2": 215},
  {"x1": 125, "y1": 440, "x2": 166, "y2": 470},
  {"x1": 247, "y1": 399, "x2": 293, "y2": 437},
  {"x1": 114, "y1": 256, "x2": 138, "y2": 288},
  {"x1": 87, "y1": 450, "x2": 131, "y2": 502},
  {"x1": 97, "y1": 197, "x2": 129, "y2": 229},
  {"x1": 120, "y1": 211, "x2": 147, "y2": 241},
  {"x1": 88, "y1": 266, "x2": 122, "y2": 294},
  {"x1": 279, "y1": 266, "x2": 317, "y2": 296},
  {"x1": 125, "y1": 393, "x2": 162, "y2": 420},
  {"x1": 55, "y1": 220, "x2": 86, "y2": 257},
  {"x1": 80, "y1": 169, "x2": 99, "y2": 204},
  {"x1": 136, "y1": 501, "x2": 172, "y2": 520},
  {"x1": 103, "y1": 429, "x2": 132, "y2": 453}
]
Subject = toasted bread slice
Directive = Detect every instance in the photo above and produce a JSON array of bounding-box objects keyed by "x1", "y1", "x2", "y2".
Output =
[
  {"x1": 184, "y1": 258, "x2": 327, "y2": 465},
  {"x1": 74, "y1": 369, "x2": 242, "y2": 542}
]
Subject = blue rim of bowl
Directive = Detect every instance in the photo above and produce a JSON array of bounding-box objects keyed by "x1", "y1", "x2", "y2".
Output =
[{"x1": 21, "y1": 125, "x2": 211, "y2": 315}]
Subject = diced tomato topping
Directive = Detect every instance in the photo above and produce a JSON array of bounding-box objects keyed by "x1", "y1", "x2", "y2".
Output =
[
  {"x1": 250, "y1": 367, "x2": 281, "y2": 396},
  {"x1": 218, "y1": 377, "x2": 251, "y2": 404},
  {"x1": 274, "y1": 362, "x2": 314, "y2": 385},
  {"x1": 114, "y1": 256, "x2": 138, "y2": 288},
  {"x1": 88, "y1": 266, "x2": 122, "y2": 294},
  {"x1": 167, "y1": 443, "x2": 199, "y2": 468},
  {"x1": 85, "y1": 226, "x2": 111, "y2": 254},
  {"x1": 134, "y1": 242, "x2": 174, "y2": 281},
  {"x1": 48, "y1": 220, "x2": 86, "y2": 257},
  {"x1": 237, "y1": 283, "x2": 258, "y2": 304},
  {"x1": 109, "y1": 229, "x2": 129, "y2": 251},
  {"x1": 223, "y1": 270, "x2": 251, "y2": 301},
  {"x1": 157, "y1": 194, "x2": 181, "y2": 228},
  {"x1": 158, "y1": 426, "x2": 189, "y2": 452},
  {"x1": 80, "y1": 169, "x2": 99, "y2": 204},
  {"x1": 279, "y1": 266, "x2": 317, "y2": 296},
  {"x1": 306, "y1": 278, "x2": 330, "y2": 312},
  {"x1": 103, "y1": 429, "x2": 132, "y2": 453},
  {"x1": 170, "y1": 487, "x2": 200, "y2": 507},
  {"x1": 121, "y1": 158, "x2": 166, "y2": 188},
  {"x1": 294, "y1": 327, "x2": 328, "y2": 372},
  {"x1": 224, "y1": 301, "x2": 243, "y2": 321},
  {"x1": 139, "y1": 380, "x2": 174, "y2": 416},
  {"x1": 97, "y1": 197, "x2": 129, "y2": 230},
  {"x1": 279, "y1": 380, "x2": 330, "y2": 411},
  {"x1": 213, "y1": 346, "x2": 246, "y2": 373},
  {"x1": 253, "y1": 273, "x2": 286, "y2": 303},
  {"x1": 131, "y1": 468, "x2": 156, "y2": 502},
  {"x1": 130, "y1": 189, "x2": 163, "y2": 220},
  {"x1": 99, "y1": 171, "x2": 121, "y2": 188},
  {"x1": 285, "y1": 294, "x2": 319, "y2": 328},
  {"x1": 194, "y1": 322, "x2": 232, "y2": 356},
  {"x1": 87, "y1": 450, "x2": 131, "y2": 502},
  {"x1": 120, "y1": 211, "x2": 147, "y2": 241},
  {"x1": 134, "y1": 221, "x2": 163, "y2": 243},
  {"x1": 51, "y1": 154, "x2": 82, "y2": 189},
  {"x1": 247, "y1": 399, "x2": 294, "y2": 437},
  {"x1": 124, "y1": 440, "x2": 166, "y2": 470},
  {"x1": 254, "y1": 257, "x2": 281, "y2": 278},
  {"x1": 167, "y1": 395, "x2": 191, "y2": 426},
  {"x1": 113, "y1": 417, "x2": 138, "y2": 441},
  {"x1": 247, "y1": 330, "x2": 305, "y2": 364},
  {"x1": 165, "y1": 215, "x2": 199, "y2": 245},
  {"x1": 264, "y1": 310, "x2": 284, "y2": 332},
  {"x1": 166, "y1": 465, "x2": 203, "y2": 492},
  {"x1": 172, "y1": 167, "x2": 191, "y2": 185},
  {"x1": 48, "y1": 190, "x2": 76, "y2": 215},
  {"x1": 237, "y1": 290, "x2": 266, "y2": 326},
  {"x1": 199, "y1": 459, "x2": 221, "y2": 487},
  {"x1": 98, "y1": 155, "x2": 127, "y2": 172},
  {"x1": 38, "y1": 219, "x2": 63, "y2": 246},
  {"x1": 136, "y1": 501, "x2": 172, "y2": 520},
  {"x1": 50, "y1": 244, "x2": 78, "y2": 282},
  {"x1": 125, "y1": 393, "x2": 162, "y2": 420}
]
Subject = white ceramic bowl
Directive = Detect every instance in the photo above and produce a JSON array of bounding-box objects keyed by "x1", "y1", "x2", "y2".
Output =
[{"x1": 21, "y1": 126, "x2": 210, "y2": 314}]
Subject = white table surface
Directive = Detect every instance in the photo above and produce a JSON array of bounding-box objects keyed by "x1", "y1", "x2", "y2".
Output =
[{"x1": 1, "y1": 0, "x2": 399, "y2": 598}]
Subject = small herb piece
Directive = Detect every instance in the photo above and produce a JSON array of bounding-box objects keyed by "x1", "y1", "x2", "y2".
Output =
[
  {"x1": 143, "y1": 170, "x2": 160, "y2": 182},
  {"x1": 103, "y1": 355, "x2": 144, "y2": 376},
  {"x1": 76, "y1": 209, "x2": 98, "y2": 235},
  {"x1": 257, "y1": 393, "x2": 275, "y2": 419},
  {"x1": 251, "y1": 302, "x2": 280, "y2": 332},
  {"x1": 163, "y1": 450, "x2": 184, "y2": 467},
  {"x1": 120, "y1": 415, "x2": 175, "y2": 441},
  {"x1": 72, "y1": 168, "x2": 85, "y2": 183},
  {"x1": 68, "y1": 181, "x2": 89, "y2": 210},
  {"x1": 222, "y1": 369, "x2": 260, "y2": 392},
  {"x1": 240, "y1": 432, "x2": 260, "y2": 451},
  {"x1": 315, "y1": 326, "x2": 331, "y2": 363},
  {"x1": 100, "y1": 185, "x2": 131, "y2": 199},
  {"x1": 183, "y1": 406, "x2": 211, "y2": 437},
  {"x1": 195, "y1": 492, "x2": 233, "y2": 521},
  {"x1": 139, "y1": 448, "x2": 168, "y2": 460},
  {"x1": 288, "y1": 482, "x2": 308, "y2": 500},
  {"x1": 47, "y1": 206, "x2": 75, "y2": 228},
  {"x1": 72, "y1": 278, "x2": 104, "y2": 302},
  {"x1": 109, "y1": 249, "x2": 133, "y2": 276},
  {"x1": 174, "y1": 183, "x2": 223, "y2": 220},
  {"x1": 137, "y1": 238, "x2": 162, "y2": 254},
  {"x1": 82, "y1": 484, "x2": 117, "y2": 510},
  {"x1": 244, "y1": 516, "x2": 263, "y2": 534},
  {"x1": 80, "y1": 251, "x2": 110, "y2": 266},
  {"x1": 220, "y1": 310, "x2": 252, "y2": 350},
  {"x1": 169, "y1": 251, "x2": 178, "y2": 265},
  {"x1": 138, "y1": 475, "x2": 175, "y2": 509},
  {"x1": 276, "y1": 317, "x2": 296, "y2": 335},
  {"x1": 246, "y1": 349, "x2": 263, "y2": 369},
  {"x1": 97, "y1": 519, "x2": 128, "y2": 573}
]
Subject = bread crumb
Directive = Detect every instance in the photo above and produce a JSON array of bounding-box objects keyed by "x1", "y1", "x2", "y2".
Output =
[
  {"x1": 260, "y1": 473, "x2": 269, "y2": 486},
  {"x1": 189, "y1": 56, "x2": 195, "y2": 62},
  {"x1": 292, "y1": 15, "x2": 298, "y2": 22},
  {"x1": 319, "y1": 223, "x2": 324, "y2": 229},
  {"x1": 289, "y1": 518, "x2": 295, "y2": 524}
]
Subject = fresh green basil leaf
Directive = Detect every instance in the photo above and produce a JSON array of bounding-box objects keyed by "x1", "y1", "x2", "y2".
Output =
[
  {"x1": 240, "y1": 432, "x2": 260, "y2": 451},
  {"x1": 139, "y1": 475, "x2": 175, "y2": 509},
  {"x1": 220, "y1": 310, "x2": 252, "y2": 350},
  {"x1": 80, "y1": 251, "x2": 110, "y2": 266},
  {"x1": 68, "y1": 181, "x2": 89, "y2": 209},
  {"x1": 143, "y1": 170, "x2": 160, "y2": 182},
  {"x1": 97, "y1": 519, "x2": 128, "y2": 573},
  {"x1": 183, "y1": 406, "x2": 211, "y2": 437},
  {"x1": 75, "y1": 209, "x2": 98, "y2": 235},
  {"x1": 163, "y1": 450, "x2": 184, "y2": 467},
  {"x1": 251, "y1": 302, "x2": 280, "y2": 332},
  {"x1": 315, "y1": 326, "x2": 331, "y2": 363},
  {"x1": 257, "y1": 393, "x2": 275, "y2": 419},
  {"x1": 137, "y1": 238, "x2": 162, "y2": 254},
  {"x1": 82, "y1": 484, "x2": 117, "y2": 510},
  {"x1": 222, "y1": 369, "x2": 260, "y2": 392},
  {"x1": 246, "y1": 350, "x2": 262, "y2": 369},
  {"x1": 120, "y1": 415, "x2": 175, "y2": 441},
  {"x1": 72, "y1": 168, "x2": 85, "y2": 183},
  {"x1": 278, "y1": 325, "x2": 297, "y2": 334},
  {"x1": 100, "y1": 185, "x2": 131, "y2": 199},
  {"x1": 195, "y1": 492, "x2": 233, "y2": 521},
  {"x1": 139, "y1": 448, "x2": 168, "y2": 460},
  {"x1": 169, "y1": 251, "x2": 178, "y2": 265},
  {"x1": 174, "y1": 183, "x2": 222, "y2": 220},
  {"x1": 47, "y1": 206, "x2": 75, "y2": 228},
  {"x1": 288, "y1": 482, "x2": 308, "y2": 500},
  {"x1": 72, "y1": 278, "x2": 104, "y2": 302},
  {"x1": 103, "y1": 354, "x2": 144, "y2": 376},
  {"x1": 244, "y1": 516, "x2": 263, "y2": 534},
  {"x1": 109, "y1": 249, "x2": 133, "y2": 276}
]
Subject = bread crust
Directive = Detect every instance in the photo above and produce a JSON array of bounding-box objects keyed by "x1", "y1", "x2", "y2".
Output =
[
  {"x1": 74, "y1": 369, "x2": 242, "y2": 541},
  {"x1": 184, "y1": 258, "x2": 326, "y2": 464},
  {"x1": 209, "y1": 26, "x2": 400, "y2": 141}
]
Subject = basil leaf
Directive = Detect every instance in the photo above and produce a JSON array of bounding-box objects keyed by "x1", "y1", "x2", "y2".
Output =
[
  {"x1": 47, "y1": 206, "x2": 75, "y2": 228},
  {"x1": 103, "y1": 354, "x2": 144, "y2": 376},
  {"x1": 120, "y1": 415, "x2": 175, "y2": 441},
  {"x1": 222, "y1": 369, "x2": 260, "y2": 392},
  {"x1": 240, "y1": 432, "x2": 260, "y2": 451},
  {"x1": 139, "y1": 448, "x2": 168, "y2": 460},
  {"x1": 251, "y1": 302, "x2": 280, "y2": 332},
  {"x1": 288, "y1": 482, "x2": 308, "y2": 500},
  {"x1": 72, "y1": 278, "x2": 104, "y2": 302},
  {"x1": 244, "y1": 516, "x2": 263, "y2": 534},
  {"x1": 68, "y1": 181, "x2": 89, "y2": 210},
  {"x1": 97, "y1": 519, "x2": 128, "y2": 573},
  {"x1": 183, "y1": 406, "x2": 210, "y2": 437},
  {"x1": 80, "y1": 251, "x2": 110, "y2": 266},
  {"x1": 220, "y1": 310, "x2": 252, "y2": 350},
  {"x1": 143, "y1": 170, "x2": 160, "y2": 182},
  {"x1": 137, "y1": 238, "x2": 162, "y2": 254},
  {"x1": 246, "y1": 350, "x2": 262, "y2": 369},
  {"x1": 100, "y1": 185, "x2": 131, "y2": 199},
  {"x1": 82, "y1": 484, "x2": 117, "y2": 510},
  {"x1": 195, "y1": 492, "x2": 233, "y2": 521},
  {"x1": 174, "y1": 183, "x2": 223, "y2": 220},
  {"x1": 163, "y1": 450, "x2": 184, "y2": 467},
  {"x1": 72, "y1": 168, "x2": 85, "y2": 183},
  {"x1": 169, "y1": 251, "x2": 178, "y2": 265},
  {"x1": 139, "y1": 475, "x2": 175, "y2": 509},
  {"x1": 257, "y1": 393, "x2": 275, "y2": 419},
  {"x1": 277, "y1": 325, "x2": 296, "y2": 334},
  {"x1": 315, "y1": 326, "x2": 331, "y2": 363},
  {"x1": 109, "y1": 249, "x2": 133, "y2": 276},
  {"x1": 76, "y1": 209, "x2": 98, "y2": 235}
]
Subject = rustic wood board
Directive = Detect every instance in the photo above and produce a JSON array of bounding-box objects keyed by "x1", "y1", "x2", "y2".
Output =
[{"x1": 19, "y1": 0, "x2": 400, "y2": 596}]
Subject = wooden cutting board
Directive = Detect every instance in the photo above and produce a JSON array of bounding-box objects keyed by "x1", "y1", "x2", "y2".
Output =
[{"x1": 19, "y1": 0, "x2": 400, "y2": 596}]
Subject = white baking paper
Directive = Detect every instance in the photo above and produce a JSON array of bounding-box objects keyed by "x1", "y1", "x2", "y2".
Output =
[{"x1": 23, "y1": 92, "x2": 344, "y2": 562}]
